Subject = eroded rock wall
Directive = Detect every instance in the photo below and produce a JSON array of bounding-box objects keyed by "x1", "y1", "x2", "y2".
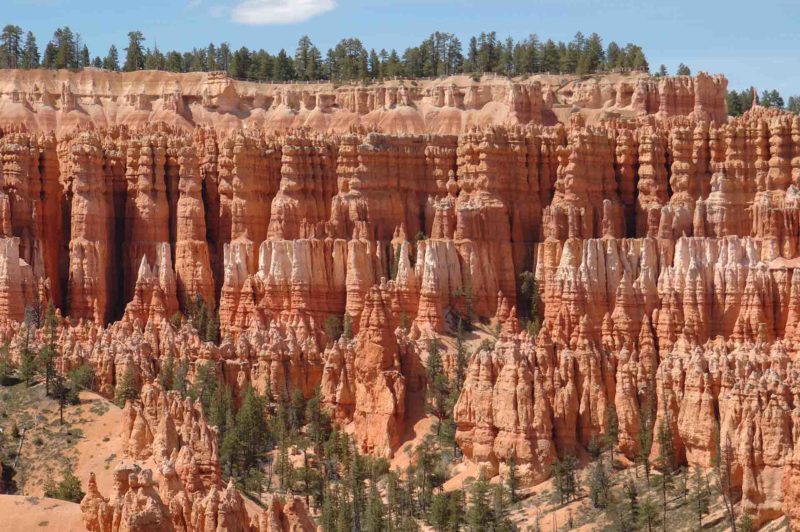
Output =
[
  {"x1": 0, "y1": 70, "x2": 725, "y2": 135},
  {"x1": 7, "y1": 70, "x2": 800, "y2": 528}
]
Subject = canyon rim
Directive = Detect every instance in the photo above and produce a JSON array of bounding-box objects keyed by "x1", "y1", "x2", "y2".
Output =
[{"x1": 0, "y1": 15, "x2": 798, "y2": 532}]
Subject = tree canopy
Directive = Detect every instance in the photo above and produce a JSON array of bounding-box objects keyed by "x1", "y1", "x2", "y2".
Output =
[{"x1": 0, "y1": 26, "x2": 651, "y2": 82}]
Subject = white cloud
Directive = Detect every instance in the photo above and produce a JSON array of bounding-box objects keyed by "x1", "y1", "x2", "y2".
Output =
[
  {"x1": 186, "y1": 0, "x2": 202, "y2": 8},
  {"x1": 231, "y1": 0, "x2": 336, "y2": 25}
]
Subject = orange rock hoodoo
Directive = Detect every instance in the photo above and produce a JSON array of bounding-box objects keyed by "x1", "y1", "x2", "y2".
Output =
[{"x1": 6, "y1": 70, "x2": 800, "y2": 528}]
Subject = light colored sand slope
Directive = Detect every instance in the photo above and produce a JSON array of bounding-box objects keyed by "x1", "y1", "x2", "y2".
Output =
[
  {"x1": 70, "y1": 391, "x2": 124, "y2": 495},
  {"x1": 2, "y1": 383, "x2": 122, "y2": 497},
  {"x1": 0, "y1": 495, "x2": 84, "y2": 531}
]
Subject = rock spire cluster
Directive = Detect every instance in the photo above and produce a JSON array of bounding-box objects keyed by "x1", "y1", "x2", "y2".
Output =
[{"x1": 4, "y1": 70, "x2": 800, "y2": 528}]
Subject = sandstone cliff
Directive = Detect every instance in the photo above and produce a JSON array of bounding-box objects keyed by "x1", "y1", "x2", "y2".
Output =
[
  {"x1": 0, "y1": 69, "x2": 725, "y2": 135},
  {"x1": 80, "y1": 383, "x2": 315, "y2": 532},
  {"x1": 5, "y1": 68, "x2": 800, "y2": 529}
]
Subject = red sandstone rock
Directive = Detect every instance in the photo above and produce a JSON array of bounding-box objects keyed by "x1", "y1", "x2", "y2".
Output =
[
  {"x1": 321, "y1": 284, "x2": 409, "y2": 456},
  {"x1": 82, "y1": 384, "x2": 315, "y2": 532},
  {"x1": 3, "y1": 69, "x2": 800, "y2": 528}
]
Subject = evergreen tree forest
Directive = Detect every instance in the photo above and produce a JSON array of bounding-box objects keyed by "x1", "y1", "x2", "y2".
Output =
[{"x1": 0, "y1": 25, "x2": 648, "y2": 82}]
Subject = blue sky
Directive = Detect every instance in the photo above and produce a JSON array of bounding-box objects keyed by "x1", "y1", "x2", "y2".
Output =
[{"x1": 5, "y1": 0, "x2": 799, "y2": 96}]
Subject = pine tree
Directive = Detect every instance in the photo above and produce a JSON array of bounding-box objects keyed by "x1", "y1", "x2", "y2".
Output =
[
  {"x1": 582, "y1": 32, "x2": 605, "y2": 73},
  {"x1": 80, "y1": 45, "x2": 90, "y2": 67},
  {"x1": 209, "y1": 384, "x2": 235, "y2": 468},
  {"x1": 114, "y1": 366, "x2": 139, "y2": 407},
  {"x1": 144, "y1": 45, "x2": 165, "y2": 70},
  {"x1": 738, "y1": 513, "x2": 755, "y2": 532},
  {"x1": 640, "y1": 498, "x2": 660, "y2": 532},
  {"x1": 294, "y1": 450, "x2": 323, "y2": 508},
  {"x1": 52, "y1": 372, "x2": 70, "y2": 424},
  {"x1": 324, "y1": 314, "x2": 342, "y2": 344},
  {"x1": 174, "y1": 357, "x2": 189, "y2": 397},
  {"x1": 306, "y1": 386, "x2": 331, "y2": 454},
  {"x1": 588, "y1": 435, "x2": 603, "y2": 461},
  {"x1": 364, "y1": 481, "x2": 386, "y2": 531},
  {"x1": 788, "y1": 95, "x2": 800, "y2": 113},
  {"x1": 231, "y1": 385, "x2": 270, "y2": 473},
  {"x1": 294, "y1": 35, "x2": 321, "y2": 81},
  {"x1": 409, "y1": 434, "x2": 446, "y2": 513},
  {"x1": 203, "y1": 43, "x2": 216, "y2": 70},
  {"x1": 454, "y1": 320, "x2": 469, "y2": 391},
  {"x1": 761, "y1": 89, "x2": 785, "y2": 109},
  {"x1": 0, "y1": 25, "x2": 23, "y2": 69},
  {"x1": 384, "y1": 48, "x2": 402, "y2": 77},
  {"x1": 447, "y1": 489, "x2": 466, "y2": 531},
  {"x1": 42, "y1": 42, "x2": 57, "y2": 69},
  {"x1": 500, "y1": 36, "x2": 514, "y2": 75},
  {"x1": 320, "y1": 485, "x2": 341, "y2": 530},
  {"x1": 205, "y1": 310, "x2": 220, "y2": 344},
  {"x1": 165, "y1": 50, "x2": 183, "y2": 72},
  {"x1": 655, "y1": 416, "x2": 675, "y2": 527},
  {"x1": 123, "y1": 31, "x2": 146, "y2": 71},
  {"x1": 574, "y1": 33, "x2": 594, "y2": 74},
  {"x1": 606, "y1": 41, "x2": 622, "y2": 69},
  {"x1": 103, "y1": 45, "x2": 120, "y2": 71},
  {"x1": 466, "y1": 472, "x2": 492, "y2": 531},
  {"x1": 553, "y1": 454, "x2": 578, "y2": 504},
  {"x1": 190, "y1": 360, "x2": 218, "y2": 411},
  {"x1": 677, "y1": 465, "x2": 688, "y2": 501},
  {"x1": 52, "y1": 27, "x2": 77, "y2": 69},
  {"x1": 676, "y1": 63, "x2": 691, "y2": 75},
  {"x1": 624, "y1": 478, "x2": 640, "y2": 524},
  {"x1": 349, "y1": 446, "x2": 366, "y2": 531},
  {"x1": 273, "y1": 391, "x2": 291, "y2": 440},
  {"x1": 429, "y1": 490, "x2": 453, "y2": 531},
  {"x1": 289, "y1": 388, "x2": 306, "y2": 431},
  {"x1": 342, "y1": 312, "x2": 353, "y2": 340},
  {"x1": 561, "y1": 33, "x2": 582, "y2": 74},
  {"x1": 37, "y1": 303, "x2": 59, "y2": 396},
  {"x1": 637, "y1": 395, "x2": 655, "y2": 485},
  {"x1": 691, "y1": 466, "x2": 710, "y2": 528},
  {"x1": 453, "y1": 285, "x2": 475, "y2": 329},
  {"x1": 506, "y1": 455, "x2": 519, "y2": 503},
  {"x1": 67, "y1": 364, "x2": 94, "y2": 403},
  {"x1": 216, "y1": 42, "x2": 231, "y2": 72},
  {"x1": 17, "y1": 334, "x2": 37, "y2": 386},
  {"x1": 275, "y1": 434, "x2": 293, "y2": 492},
  {"x1": 624, "y1": 43, "x2": 649, "y2": 71},
  {"x1": 465, "y1": 36, "x2": 478, "y2": 73},
  {"x1": 519, "y1": 270, "x2": 542, "y2": 335},
  {"x1": 727, "y1": 90, "x2": 744, "y2": 116},
  {"x1": 272, "y1": 48, "x2": 294, "y2": 81},
  {"x1": 20, "y1": 31, "x2": 39, "y2": 69},
  {"x1": 715, "y1": 433, "x2": 738, "y2": 531},
  {"x1": 426, "y1": 338, "x2": 451, "y2": 433},
  {"x1": 491, "y1": 484, "x2": 514, "y2": 531},
  {"x1": 0, "y1": 342, "x2": 11, "y2": 384},
  {"x1": 159, "y1": 352, "x2": 175, "y2": 391},
  {"x1": 588, "y1": 460, "x2": 611, "y2": 508},
  {"x1": 44, "y1": 465, "x2": 85, "y2": 503}
]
